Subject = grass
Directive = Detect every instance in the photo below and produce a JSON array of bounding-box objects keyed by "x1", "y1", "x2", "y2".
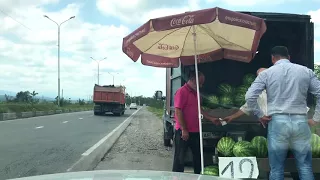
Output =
[
  {"x1": 147, "y1": 106, "x2": 163, "y2": 119},
  {"x1": 0, "y1": 103, "x2": 93, "y2": 113}
]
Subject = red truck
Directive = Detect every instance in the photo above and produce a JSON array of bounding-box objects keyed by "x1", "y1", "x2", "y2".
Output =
[{"x1": 93, "y1": 84, "x2": 126, "y2": 116}]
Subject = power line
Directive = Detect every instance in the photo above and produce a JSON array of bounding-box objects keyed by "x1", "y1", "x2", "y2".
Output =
[{"x1": 0, "y1": 9, "x2": 32, "y2": 31}]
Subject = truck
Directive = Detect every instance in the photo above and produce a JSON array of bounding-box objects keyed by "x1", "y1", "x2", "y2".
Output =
[
  {"x1": 93, "y1": 84, "x2": 126, "y2": 116},
  {"x1": 161, "y1": 12, "x2": 317, "y2": 179}
]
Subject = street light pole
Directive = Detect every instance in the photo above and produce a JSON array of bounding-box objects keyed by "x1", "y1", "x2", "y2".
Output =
[
  {"x1": 44, "y1": 15, "x2": 75, "y2": 107},
  {"x1": 91, "y1": 57, "x2": 107, "y2": 85},
  {"x1": 107, "y1": 72, "x2": 119, "y2": 86}
]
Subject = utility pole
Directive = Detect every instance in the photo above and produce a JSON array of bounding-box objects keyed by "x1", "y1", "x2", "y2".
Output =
[
  {"x1": 44, "y1": 15, "x2": 75, "y2": 107},
  {"x1": 107, "y1": 72, "x2": 119, "y2": 86},
  {"x1": 91, "y1": 57, "x2": 107, "y2": 85}
]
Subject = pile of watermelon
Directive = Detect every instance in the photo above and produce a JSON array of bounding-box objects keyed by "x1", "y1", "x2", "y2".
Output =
[
  {"x1": 216, "y1": 136, "x2": 268, "y2": 158},
  {"x1": 201, "y1": 74, "x2": 256, "y2": 108},
  {"x1": 216, "y1": 134, "x2": 320, "y2": 158}
]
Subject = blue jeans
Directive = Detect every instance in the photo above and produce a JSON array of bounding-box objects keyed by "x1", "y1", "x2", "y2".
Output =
[{"x1": 268, "y1": 114, "x2": 314, "y2": 180}]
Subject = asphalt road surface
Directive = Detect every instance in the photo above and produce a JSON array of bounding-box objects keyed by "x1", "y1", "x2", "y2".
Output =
[{"x1": 0, "y1": 109, "x2": 137, "y2": 180}]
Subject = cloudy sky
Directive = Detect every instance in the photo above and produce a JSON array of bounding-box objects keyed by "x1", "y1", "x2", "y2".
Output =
[{"x1": 0, "y1": 0, "x2": 319, "y2": 99}]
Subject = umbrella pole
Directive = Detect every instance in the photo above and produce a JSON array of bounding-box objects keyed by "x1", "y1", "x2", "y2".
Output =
[{"x1": 192, "y1": 25, "x2": 204, "y2": 175}]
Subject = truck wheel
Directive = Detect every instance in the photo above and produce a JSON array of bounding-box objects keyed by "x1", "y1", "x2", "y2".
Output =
[
  {"x1": 163, "y1": 129, "x2": 171, "y2": 147},
  {"x1": 94, "y1": 112, "x2": 99, "y2": 116},
  {"x1": 113, "y1": 113, "x2": 121, "y2": 116}
]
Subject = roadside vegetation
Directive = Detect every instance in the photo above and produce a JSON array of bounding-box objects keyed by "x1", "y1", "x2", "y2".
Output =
[
  {"x1": 0, "y1": 90, "x2": 92, "y2": 113},
  {"x1": 144, "y1": 91, "x2": 164, "y2": 119},
  {"x1": 147, "y1": 106, "x2": 163, "y2": 119}
]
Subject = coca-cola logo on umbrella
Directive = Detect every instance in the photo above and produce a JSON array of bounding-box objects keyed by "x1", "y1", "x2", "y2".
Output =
[{"x1": 170, "y1": 15, "x2": 195, "y2": 27}]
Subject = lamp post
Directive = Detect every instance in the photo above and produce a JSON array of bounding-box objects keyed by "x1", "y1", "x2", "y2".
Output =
[
  {"x1": 91, "y1": 57, "x2": 107, "y2": 85},
  {"x1": 107, "y1": 72, "x2": 119, "y2": 86},
  {"x1": 44, "y1": 15, "x2": 75, "y2": 107}
]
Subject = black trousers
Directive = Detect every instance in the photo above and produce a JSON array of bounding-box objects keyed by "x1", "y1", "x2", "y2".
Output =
[{"x1": 172, "y1": 129, "x2": 201, "y2": 174}]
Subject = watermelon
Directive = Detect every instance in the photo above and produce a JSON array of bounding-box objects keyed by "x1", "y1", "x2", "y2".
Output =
[
  {"x1": 251, "y1": 136, "x2": 268, "y2": 158},
  {"x1": 202, "y1": 94, "x2": 220, "y2": 108},
  {"x1": 220, "y1": 96, "x2": 234, "y2": 107},
  {"x1": 234, "y1": 85, "x2": 249, "y2": 107},
  {"x1": 217, "y1": 137, "x2": 235, "y2": 157},
  {"x1": 218, "y1": 84, "x2": 235, "y2": 96},
  {"x1": 207, "y1": 95, "x2": 220, "y2": 107},
  {"x1": 236, "y1": 85, "x2": 250, "y2": 94},
  {"x1": 233, "y1": 141, "x2": 256, "y2": 157},
  {"x1": 311, "y1": 133, "x2": 320, "y2": 158},
  {"x1": 202, "y1": 106, "x2": 210, "y2": 110},
  {"x1": 234, "y1": 93, "x2": 246, "y2": 107},
  {"x1": 243, "y1": 74, "x2": 256, "y2": 86},
  {"x1": 202, "y1": 165, "x2": 219, "y2": 176}
]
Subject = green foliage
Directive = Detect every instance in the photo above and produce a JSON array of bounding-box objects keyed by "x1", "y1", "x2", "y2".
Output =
[
  {"x1": 314, "y1": 64, "x2": 320, "y2": 79},
  {"x1": 0, "y1": 90, "x2": 93, "y2": 113},
  {"x1": 0, "y1": 103, "x2": 93, "y2": 113},
  {"x1": 147, "y1": 106, "x2": 163, "y2": 119},
  {"x1": 125, "y1": 94, "x2": 164, "y2": 109}
]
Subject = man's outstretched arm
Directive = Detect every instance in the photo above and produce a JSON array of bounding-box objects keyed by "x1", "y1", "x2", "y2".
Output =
[{"x1": 245, "y1": 72, "x2": 267, "y2": 118}]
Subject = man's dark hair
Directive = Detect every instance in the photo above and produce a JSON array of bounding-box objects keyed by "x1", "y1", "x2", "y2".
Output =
[
  {"x1": 188, "y1": 71, "x2": 204, "y2": 81},
  {"x1": 271, "y1": 46, "x2": 289, "y2": 58}
]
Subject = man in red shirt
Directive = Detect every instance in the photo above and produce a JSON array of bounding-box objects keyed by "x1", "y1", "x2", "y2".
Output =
[{"x1": 172, "y1": 71, "x2": 220, "y2": 174}]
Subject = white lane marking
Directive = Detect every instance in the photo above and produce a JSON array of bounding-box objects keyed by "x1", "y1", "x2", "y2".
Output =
[
  {"x1": 62, "y1": 121, "x2": 68, "y2": 124},
  {"x1": 35, "y1": 126, "x2": 44, "y2": 129},
  {"x1": 0, "y1": 111, "x2": 92, "y2": 124},
  {"x1": 79, "y1": 118, "x2": 83, "y2": 120},
  {"x1": 81, "y1": 108, "x2": 141, "y2": 156}
]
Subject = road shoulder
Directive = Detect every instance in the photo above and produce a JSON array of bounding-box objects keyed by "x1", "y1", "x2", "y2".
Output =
[{"x1": 95, "y1": 107, "x2": 172, "y2": 171}]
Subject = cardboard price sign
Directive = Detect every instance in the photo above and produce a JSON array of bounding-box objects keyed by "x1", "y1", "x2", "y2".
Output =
[{"x1": 218, "y1": 157, "x2": 259, "y2": 179}]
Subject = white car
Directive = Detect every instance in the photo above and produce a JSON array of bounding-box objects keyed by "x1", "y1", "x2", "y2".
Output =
[{"x1": 129, "y1": 103, "x2": 138, "y2": 110}]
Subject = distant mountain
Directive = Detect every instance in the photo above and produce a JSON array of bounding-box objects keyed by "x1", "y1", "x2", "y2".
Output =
[{"x1": 0, "y1": 90, "x2": 16, "y2": 96}]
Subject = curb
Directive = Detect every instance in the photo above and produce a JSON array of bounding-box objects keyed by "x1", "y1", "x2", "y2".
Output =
[
  {"x1": 0, "y1": 108, "x2": 93, "y2": 121},
  {"x1": 66, "y1": 108, "x2": 142, "y2": 172}
]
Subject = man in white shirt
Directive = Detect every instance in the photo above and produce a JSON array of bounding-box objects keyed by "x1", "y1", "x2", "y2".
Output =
[{"x1": 223, "y1": 68, "x2": 310, "y2": 126}]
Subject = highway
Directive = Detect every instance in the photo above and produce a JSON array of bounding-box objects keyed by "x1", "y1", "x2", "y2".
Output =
[{"x1": 0, "y1": 109, "x2": 137, "y2": 180}]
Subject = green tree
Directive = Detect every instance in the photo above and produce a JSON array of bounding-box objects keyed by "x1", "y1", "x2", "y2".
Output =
[
  {"x1": 15, "y1": 91, "x2": 32, "y2": 102},
  {"x1": 4, "y1": 94, "x2": 14, "y2": 102},
  {"x1": 30, "y1": 91, "x2": 39, "y2": 104},
  {"x1": 314, "y1": 64, "x2": 320, "y2": 79},
  {"x1": 78, "y1": 99, "x2": 85, "y2": 105}
]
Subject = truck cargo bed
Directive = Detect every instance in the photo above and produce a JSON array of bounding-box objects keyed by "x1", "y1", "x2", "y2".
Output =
[{"x1": 93, "y1": 84, "x2": 126, "y2": 116}]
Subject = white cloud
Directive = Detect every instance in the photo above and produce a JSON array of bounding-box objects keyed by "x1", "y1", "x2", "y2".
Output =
[
  {"x1": 309, "y1": 9, "x2": 320, "y2": 38},
  {"x1": 96, "y1": 0, "x2": 200, "y2": 24},
  {"x1": 316, "y1": 41, "x2": 320, "y2": 52},
  {"x1": 0, "y1": 1, "x2": 166, "y2": 99},
  {"x1": 308, "y1": 9, "x2": 320, "y2": 62}
]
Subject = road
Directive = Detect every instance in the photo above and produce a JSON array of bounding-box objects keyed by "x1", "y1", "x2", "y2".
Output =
[{"x1": 0, "y1": 109, "x2": 137, "y2": 180}]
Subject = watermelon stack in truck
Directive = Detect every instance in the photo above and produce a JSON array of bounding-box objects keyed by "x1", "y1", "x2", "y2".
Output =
[
  {"x1": 161, "y1": 11, "x2": 318, "y2": 179},
  {"x1": 93, "y1": 84, "x2": 126, "y2": 116}
]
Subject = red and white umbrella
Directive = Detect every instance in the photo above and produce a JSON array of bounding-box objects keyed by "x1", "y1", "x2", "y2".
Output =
[{"x1": 122, "y1": 7, "x2": 266, "y2": 174}]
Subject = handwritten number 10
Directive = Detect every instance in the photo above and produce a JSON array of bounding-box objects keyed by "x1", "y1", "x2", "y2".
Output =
[{"x1": 221, "y1": 158, "x2": 254, "y2": 178}]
